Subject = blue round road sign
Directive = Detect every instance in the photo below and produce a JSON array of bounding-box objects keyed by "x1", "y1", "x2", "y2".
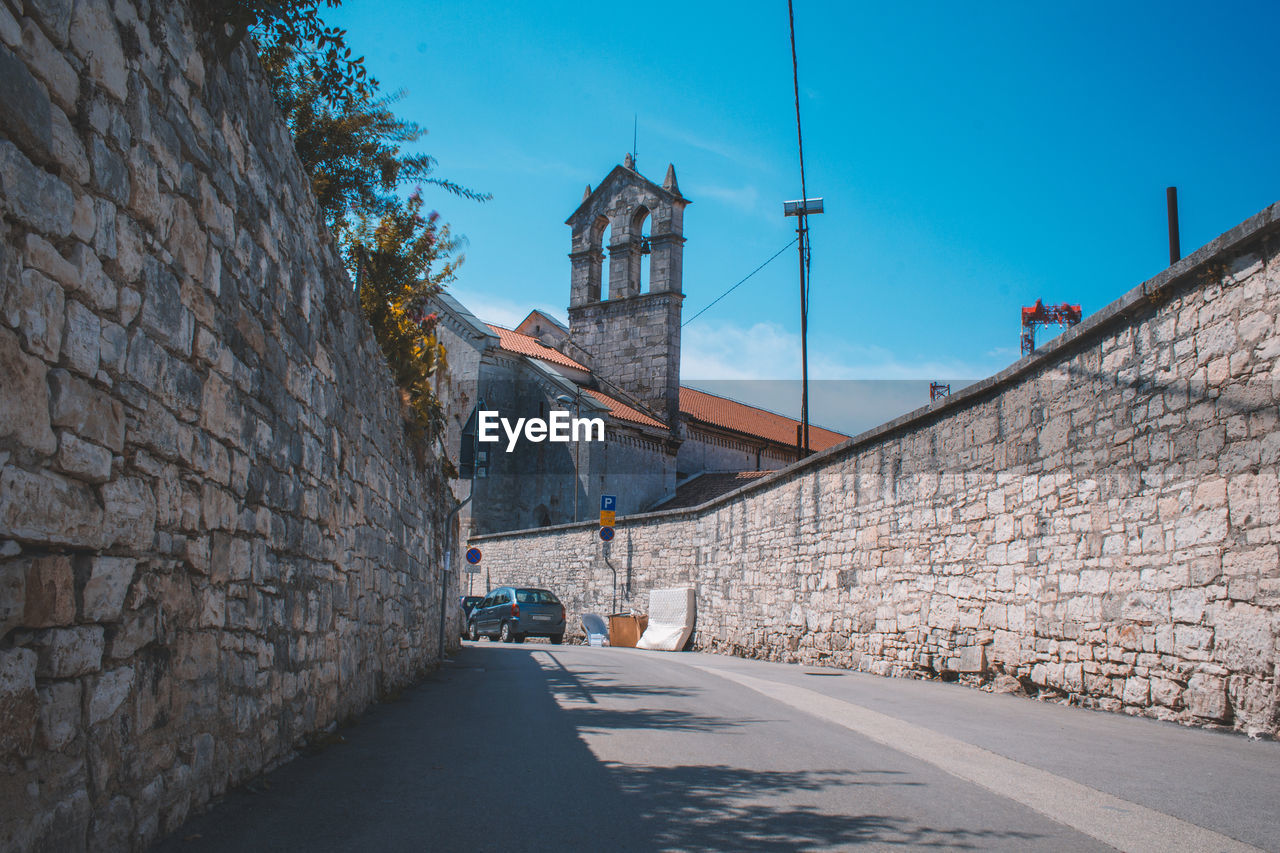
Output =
[
  {"x1": 599, "y1": 526, "x2": 615, "y2": 542},
  {"x1": 465, "y1": 547, "x2": 482, "y2": 564}
]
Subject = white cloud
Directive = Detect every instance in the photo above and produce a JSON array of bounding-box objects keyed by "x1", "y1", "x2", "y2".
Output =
[
  {"x1": 441, "y1": 298, "x2": 1013, "y2": 436},
  {"x1": 681, "y1": 320, "x2": 799, "y2": 380},
  {"x1": 443, "y1": 143, "x2": 593, "y2": 184},
  {"x1": 681, "y1": 319, "x2": 1001, "y2": 381},
  {"x1": 687, "y1": 183, "x2": 761, "y2": 215},
  {"x1": 646, "y1": 119, "x2": 774, "y2": 174},
  {"x1": 449, "y1": 289, "x2": 565, "y2": 330},
  {"x1": 680, "y1": 319, "x2": 1012, "y2": 434}
]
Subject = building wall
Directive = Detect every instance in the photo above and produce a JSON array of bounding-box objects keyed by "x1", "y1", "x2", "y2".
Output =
[
  {"x1": 0, "y1": 2, "x2": 455, "y2": 848},
  {"x1": 434, "y1": 308, "x2": 489, "y2": 534},
  {"x1": 677, "y1": 424, "x2": 797, "y2": 475},
  {"x1": 468, "y1": 355, "x2": 580, "y2": 534},
  {"x1": 569, "y1": 291, "x2": 683, "y2": 427},
  {"x1": 588, "y1": 427, "x2": 677, "y2": 517},
  {"x1": 471, "y1": 203, "x2": 1280, "y2": 737}
]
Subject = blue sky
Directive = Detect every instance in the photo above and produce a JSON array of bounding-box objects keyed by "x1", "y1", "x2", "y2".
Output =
[{"x1": 327, "y1": 1, "x2": 1280, "y2": 433}]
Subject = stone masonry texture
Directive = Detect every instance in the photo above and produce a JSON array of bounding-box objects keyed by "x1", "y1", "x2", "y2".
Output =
[
  {"x1": 0, "y1": 1, "x2": 456, "y2": 849},
  {"x1": 474, "y1": 203, "x2": 1280, "y2": 739}
]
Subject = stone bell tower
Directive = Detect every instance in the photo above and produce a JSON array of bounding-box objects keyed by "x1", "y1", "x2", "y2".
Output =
[{"x1": 565, "y1": 156, "x2": 689, "y2": 427}]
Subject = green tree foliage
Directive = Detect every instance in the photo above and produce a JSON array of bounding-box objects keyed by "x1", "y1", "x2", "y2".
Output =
[
  {"x1": 200, "y1": 0, "x2": 375, "y2": 105},
  {"x1": 202, "y1": 1, "x2": 487, "y2": 445},
  {"x1": 347, "y1": 191, "x2": 457, "y2": 445},
  {"x1": 260, "y1": 62, "x2": 487, "y2": 232}
]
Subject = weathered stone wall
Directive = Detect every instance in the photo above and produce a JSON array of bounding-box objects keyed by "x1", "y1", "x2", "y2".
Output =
[
  {"x1": 569, "y1": 291, "x2": 684, "y2": 427},
  {"x1": 676, "y1": 423, "x2": 797, "y2": 476},
  {"x1": 0, "y1": 1, "x2": 456, "y2": 848},
  {"x1": 473, "y1": 203, "x2": 1280, "y2": 737}
]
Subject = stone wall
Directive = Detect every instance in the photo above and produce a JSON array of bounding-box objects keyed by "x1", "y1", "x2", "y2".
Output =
[
  {"x1": 676, "y1": 423, "x2": 797, "y2": 476},
  {"x1": 569, "y1": 291, "x2": 684, "y2": 427},
  {"x1": 0, "y1": 1, "x2": 457, "y2": 848},
  {"x1": 473, "y1": 203, "x2": 1280, "y2": 737}
]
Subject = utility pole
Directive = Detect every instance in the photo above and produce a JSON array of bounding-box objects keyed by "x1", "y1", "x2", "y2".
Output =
[
  {"x1": 1167, "y1": 186, "x2": 1181, "y2": 266},
  {"x1": 785, "y1": 0, "x2": 821, "y2": 456},
  {"x1": 784, "y1": 198, "x2": 823, "y2": 454}
]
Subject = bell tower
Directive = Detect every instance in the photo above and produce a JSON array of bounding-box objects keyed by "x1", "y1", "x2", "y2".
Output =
[{"x1": 566, "y1": 156, "x2": 689, "y2": 427}]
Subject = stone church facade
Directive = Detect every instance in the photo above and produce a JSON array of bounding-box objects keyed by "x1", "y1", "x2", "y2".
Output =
[{"x1": 434, "y1": 159, "x2": 847, "y2": 536}]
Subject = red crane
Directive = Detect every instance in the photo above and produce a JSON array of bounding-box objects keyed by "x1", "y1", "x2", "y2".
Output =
[{"x1": 1021, "y1": 299, "x2": 1082, "y2": 356}]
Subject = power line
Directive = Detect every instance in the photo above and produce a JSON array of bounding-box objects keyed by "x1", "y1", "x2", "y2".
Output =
[{"x1": 682, "y1": 238, "x2": 799, "y2": 328}]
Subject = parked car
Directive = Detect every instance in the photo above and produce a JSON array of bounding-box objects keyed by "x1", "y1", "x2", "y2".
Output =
[
  {"x1": 459, "y1": 596, "x2": 484, "y2": 638},
  {"x1": 467, "y1": 587, "x2": 565, "y2": 644}
]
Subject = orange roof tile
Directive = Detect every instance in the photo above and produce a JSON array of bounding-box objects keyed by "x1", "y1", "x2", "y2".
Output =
[
  {"x1": 679, "y1": 387, "x2": 848, "y2": 451},
  {"x1": 582, "y1": 388, "x2": 666, "y2": 430},
  {"x1": 487, "y1": 324, "x2": 589, "y2": 371}
]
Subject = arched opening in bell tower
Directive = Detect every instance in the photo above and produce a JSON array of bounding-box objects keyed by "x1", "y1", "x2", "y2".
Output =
[
  {"x1": 632, "y1": 205, "x2": 652, "y2": 293},
  {"x1": 590, "y1": 215, "x2": 608, "y2": 302}
]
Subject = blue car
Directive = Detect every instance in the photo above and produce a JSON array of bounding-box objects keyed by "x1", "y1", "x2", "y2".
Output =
[
  {"x1": 459, "y1": 596, "x2": 484, "y2": 638},
  {"x1": 467, "y1": 587, "x2": 566, "y2": 644}
]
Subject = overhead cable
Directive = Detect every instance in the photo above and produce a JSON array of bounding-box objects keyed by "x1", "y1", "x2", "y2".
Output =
[{"x1": 682, "y1": 238, "x2": 799, "y2": 327}]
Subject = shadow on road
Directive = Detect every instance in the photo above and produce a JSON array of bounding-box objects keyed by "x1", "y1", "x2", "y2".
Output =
[
  {"x1": 157, "y1": 644, "x2": 654, "y2": 851},
  {"x1": 156, "y1": 644, "x2": 1048, "y2": 851},
  {"x1": 610, "y1": 763, "x2": 1041, "y2": 851}
]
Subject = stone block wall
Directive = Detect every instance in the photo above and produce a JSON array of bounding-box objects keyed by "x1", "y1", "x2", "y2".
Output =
[
  {"x1": 676, "y1": 423, "x2": 798, "y2": 476},
  {"x1": 568, "y1": 291, "x2": 683, "y2": 426},
  {"x1": 0, "y1": 1, "x2": 456, "y2": 848},
  {"x1": 473, "y1": 203, "x2": 1280, "y2": 737}
]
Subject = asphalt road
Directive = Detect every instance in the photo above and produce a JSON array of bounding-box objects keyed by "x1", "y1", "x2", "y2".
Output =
[{"x1": 157, "y1": 641, "x2": 1280, "y2": 852}]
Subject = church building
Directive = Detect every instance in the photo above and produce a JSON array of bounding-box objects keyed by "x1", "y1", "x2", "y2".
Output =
[{"x1": 433, "y1": 158, "x2": 847, "y2": 536}]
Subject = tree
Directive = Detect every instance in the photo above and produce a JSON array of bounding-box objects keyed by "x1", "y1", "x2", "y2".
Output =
[
  {"x1": 203, "y1": 1, "x2": 488, "y2": 443},
  {"x1": 346, "y1": 190, "x2": 457, "y2": 444},
  {"x1": 200, "y1": 0, "x2": 376, "y2": 106},
  {"x1": 260, "y1": 60, "x2": 487, "y2": 233}
]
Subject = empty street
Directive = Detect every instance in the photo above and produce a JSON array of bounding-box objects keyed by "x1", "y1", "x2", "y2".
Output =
[{"x1": 160, "y1": 643, "x2": 1280, "y2": 852}]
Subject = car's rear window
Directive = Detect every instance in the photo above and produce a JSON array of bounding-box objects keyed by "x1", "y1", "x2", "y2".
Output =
[{"x1": 516, "y1": 589, "x2": 560, "y2": 604}]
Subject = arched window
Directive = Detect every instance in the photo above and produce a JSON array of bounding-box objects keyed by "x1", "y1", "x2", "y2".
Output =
[
  {"x1": 587, "y1": 215, "x2": 608, "y2": 303},
  {"x1": 599, "y1": 217, "x2": 613, "y2": 301},
  {"x1": 632, "y1": 206, "x2": 652, "y2": 293}
]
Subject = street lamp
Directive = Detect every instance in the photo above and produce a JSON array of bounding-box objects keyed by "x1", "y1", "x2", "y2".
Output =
[
  {"x1": 783, "y1": 197, "x2": 823, "y2": 456},
  {"x1": 555, "y1": 390, "x2": 582, "y2": 523}
]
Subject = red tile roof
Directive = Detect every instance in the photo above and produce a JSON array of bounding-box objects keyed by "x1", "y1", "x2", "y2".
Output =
[
  {"x1": 487, "y1": 324, "x2": 589, "y2": 371},
  {"x1": 679, "y1": 387, "x2": 848, "y2": 451},
  {"x1": 485, "y1": 323, "x2": 847, "y2": 448},
  {"x1": 582, "y1": 388, "x2": 666, "y2": 429}
]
